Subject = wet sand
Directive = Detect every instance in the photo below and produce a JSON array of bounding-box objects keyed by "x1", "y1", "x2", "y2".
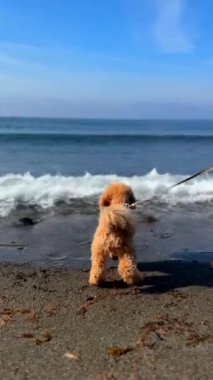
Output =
[
  {"x1": 0, "y1": 212, "x2": 213, "y2": 379},
  {"x1": 0, "y1": 209, "x2": 213, "y2": 267}
]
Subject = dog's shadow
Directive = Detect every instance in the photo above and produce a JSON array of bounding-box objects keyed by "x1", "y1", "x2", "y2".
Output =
[
  {"x1": 138, "y1": 259, "x2": 213, "y2": 294},
  {"x1": 102, "y1": 258, "x2": 213, "y2": 294}
]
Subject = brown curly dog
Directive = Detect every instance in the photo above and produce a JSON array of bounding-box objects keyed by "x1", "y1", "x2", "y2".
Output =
[{"x1": 89, "y1": 183, "x2": 141, "y2": 286}]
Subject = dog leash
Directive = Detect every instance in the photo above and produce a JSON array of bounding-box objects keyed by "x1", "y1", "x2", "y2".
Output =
[{"x1": 126, "y1": 166, "x2": 213, "y2": 209}]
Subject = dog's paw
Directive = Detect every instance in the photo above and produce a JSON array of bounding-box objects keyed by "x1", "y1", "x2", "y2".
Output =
[
  {"x1": 124, "y1": 272, "x2": 143, "y2": 286},
  {"x1": 89, "y1": 275, "x2": 105, "y2": 286}
]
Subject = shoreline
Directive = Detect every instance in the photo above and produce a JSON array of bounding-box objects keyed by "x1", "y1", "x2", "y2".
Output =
[{"x1": 0, "y1": 210, "x2": 213, "y2": 268}]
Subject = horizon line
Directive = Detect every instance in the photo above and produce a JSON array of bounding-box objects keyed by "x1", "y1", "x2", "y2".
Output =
[{"x1": 0, "y1": 115, "x2": 213, "y2": 121}]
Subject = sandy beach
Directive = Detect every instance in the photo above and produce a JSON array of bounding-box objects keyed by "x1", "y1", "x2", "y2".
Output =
[
  {"x1": 0, "y1": 262, "x2": 212, "y2": 380},
  {"x1": 0, "y1": 213, "x2": 212, "y2": 380}
]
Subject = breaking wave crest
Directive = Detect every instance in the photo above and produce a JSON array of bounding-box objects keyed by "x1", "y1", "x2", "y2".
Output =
[{"x1": 0, "y1": 169, "x2": 213, "y2": 217}]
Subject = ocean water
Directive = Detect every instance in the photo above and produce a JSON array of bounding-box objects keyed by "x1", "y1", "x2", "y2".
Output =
[{"x1": 0, "y1": 117, "x2": 213, "y2": 217}]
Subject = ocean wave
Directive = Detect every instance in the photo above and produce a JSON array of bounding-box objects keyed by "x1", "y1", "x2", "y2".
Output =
[
  {"x1": 1, "y1": 132, "x2": 213, "y2": 144},
  {"x1": 0, "y1": 169, "x2": 213, "y2": 217}
]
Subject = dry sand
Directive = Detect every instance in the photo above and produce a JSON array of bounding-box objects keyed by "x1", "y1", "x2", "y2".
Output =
[{"x1": 0, "y1": 261, "x2": 212, "y2": 380}]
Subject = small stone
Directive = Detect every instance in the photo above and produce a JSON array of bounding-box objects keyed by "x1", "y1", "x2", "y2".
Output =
[{"x1": 18, "y1": 217, "x2": 36, "y2": 226}]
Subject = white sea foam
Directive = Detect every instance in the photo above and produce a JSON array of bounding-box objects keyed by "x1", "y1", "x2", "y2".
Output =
[{"x1": 0, "y1": 169, "x2": 212, "y2": 217}]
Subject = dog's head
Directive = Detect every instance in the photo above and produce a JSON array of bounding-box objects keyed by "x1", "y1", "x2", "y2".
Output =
[{"x1": 99, "y1": 183, "x2": 136, "y2": 209}]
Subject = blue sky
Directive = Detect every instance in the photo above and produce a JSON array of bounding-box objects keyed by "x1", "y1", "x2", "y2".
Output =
[{"x1": 0, "y1": 0, "x2": 213, "y2": 118}]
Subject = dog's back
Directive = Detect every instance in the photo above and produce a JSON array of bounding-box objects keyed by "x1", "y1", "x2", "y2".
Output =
[
  {"x1": 93, "y1": 204, "x2": 136, "y2": 257},
  {"x1": 99, "y1": 204, "x2": 136, "y2": 234}
]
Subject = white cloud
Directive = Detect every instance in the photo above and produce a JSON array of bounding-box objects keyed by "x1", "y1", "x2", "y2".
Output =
[
  {"x1": 154, "y1": 0, "x2": 194, "y2": 53},
  {"x1": 0, "y1": 53, "x2": 22, "y2": 66}
]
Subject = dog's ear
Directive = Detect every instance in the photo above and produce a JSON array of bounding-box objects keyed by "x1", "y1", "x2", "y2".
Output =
[{"x1": 99, "y1": 192, "x2": 112, "y2": 209}]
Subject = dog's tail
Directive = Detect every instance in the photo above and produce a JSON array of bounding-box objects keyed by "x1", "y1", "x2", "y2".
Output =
[{"x1": 100, "y1": 205, "x2": 136, "y2": 232}]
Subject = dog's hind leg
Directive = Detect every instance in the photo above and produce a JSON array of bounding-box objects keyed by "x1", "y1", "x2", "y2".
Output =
[
  {"x1": 118, "y1": 250, "x2": 141, "y2": 285},
  {"x1": 89, "y1": 245, "x2": 108, "y2": 286}
]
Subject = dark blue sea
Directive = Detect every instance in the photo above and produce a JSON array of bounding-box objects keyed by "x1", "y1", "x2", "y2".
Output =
[
  {"x1": 1, "y1": 117, "x2": 213, "y2": 176},
  {"x1": 0, "y1": 117, "x2": 213, "y2": 217}
]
